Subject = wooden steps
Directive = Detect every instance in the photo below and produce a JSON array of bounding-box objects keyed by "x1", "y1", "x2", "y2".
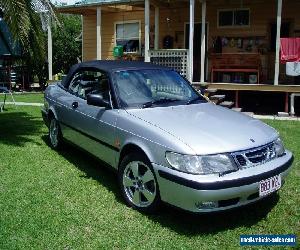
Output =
[
  {"x1": 219, "y1": 101, "x2": 234, "y2": 108},
  {"x1": 200, "y1": 87, "x2": 235, "y2": 109},
  {"x1": 277, "y1": 112, "x2": 289, "y2": 117},
  {"x1": 203, "y1": 88, "x2": 217, "y2": 97},
  {"x1": 242, "y1": 112, "x2": 254, "y2": 117},
  {"x1": 232, "y1": 107, "x2": 242, "y2": 112}
]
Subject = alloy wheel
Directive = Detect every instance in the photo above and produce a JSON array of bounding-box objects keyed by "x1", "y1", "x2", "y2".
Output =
[
  {"x1": 122, "y1": 161, "x2": 157, "y2": 208},
  {"x1": 49, "y1": 119, "x2": 59, "y2": 147}
]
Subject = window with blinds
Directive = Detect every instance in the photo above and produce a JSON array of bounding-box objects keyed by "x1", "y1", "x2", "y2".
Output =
[{"x1": 115, "y1": 21, "x2": 140, "y2": 54}]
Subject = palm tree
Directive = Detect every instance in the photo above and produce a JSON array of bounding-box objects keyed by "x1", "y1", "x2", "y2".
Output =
[
  {"x1": 0, "y1": 0, "x2": 57, "y2": 87},
  {"x1": 0, "y1": 0, "x2": 56, "y2": 52}
]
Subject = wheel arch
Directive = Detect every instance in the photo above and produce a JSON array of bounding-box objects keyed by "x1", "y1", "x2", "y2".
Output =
[
  {"x1": 118, "y1": 143, "x2": 153, "y2": 169},
  {"x1": 118, "y1": 142, "x2": 161, "y2": 212},
  {"x1": 47, "y1": 107, "x2": 58, "y2": 121}
]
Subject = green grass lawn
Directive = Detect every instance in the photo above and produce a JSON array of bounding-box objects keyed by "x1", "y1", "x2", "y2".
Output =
[
  {"x1": 0, "y1": 106, "x2": 299, "y2": 249},
  {"x1": 1, "y1": 93, "x2": 44, "y2": 103}
]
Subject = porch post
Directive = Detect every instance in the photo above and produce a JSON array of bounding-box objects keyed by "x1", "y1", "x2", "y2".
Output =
[
  {"x1": 154, "y1": 7, "x2": 159, "y2": 50},
  {"x1": 274, "y1": 0, "x2": 282, "y2": 85},
  {"x1": 47, "y1": 18, "x2": 52, "y2": 81},
  {"x1": 200, "y1": 0, "x2": 206, "y2": 83},
  {"x1": 96, "y1": 7, "x2": 102, "y2": 60},
  {"x1": 189, "y1": 0, "x2": 195, "y2": 82},
  {"x1": 145, "y1": 0, "x2": 150, "y2": 62},
  {"x1": 81, "y1": 15, "x2": 84, "y2": 61}
]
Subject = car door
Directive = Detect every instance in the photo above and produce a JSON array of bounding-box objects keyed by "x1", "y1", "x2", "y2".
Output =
[{"x1": 58, "y1": 68, "x2": 119, "y2": 167}]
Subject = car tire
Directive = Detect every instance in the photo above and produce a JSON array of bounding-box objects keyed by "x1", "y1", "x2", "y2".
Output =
[
  {"x1": 119, "y1": 153, "x2": 161, "y2": 213},
  {"x1": 48, "y1": 117, "x2": 63, "y2": 149}
]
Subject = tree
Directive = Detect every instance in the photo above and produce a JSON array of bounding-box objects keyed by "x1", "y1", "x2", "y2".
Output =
[
  {"x1": 52, "y1": 14, "x2": 81, "y2": 75},
  {"x1": 0, "y1": 0, "x2": 57, "y2": 88},
  {"x1": 0, "y1": 0, "x2": 56, "y2": 58}
]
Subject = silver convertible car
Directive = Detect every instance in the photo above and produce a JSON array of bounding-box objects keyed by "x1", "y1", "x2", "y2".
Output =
[{"x1": 42, "y1": 61, "x2": 293, "y2": 213}]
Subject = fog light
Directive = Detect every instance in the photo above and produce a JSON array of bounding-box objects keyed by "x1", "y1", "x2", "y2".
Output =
[{"x1": 195, "y1": 201, "x2": 218, "y2": 209}]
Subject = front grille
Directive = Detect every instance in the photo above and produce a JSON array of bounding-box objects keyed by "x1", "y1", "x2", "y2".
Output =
[
  {"x1": 232, "y1": 142, "x2": 276, "y2": 169},
  {"x1": 236, "y1": 154, "x2": 247, "y2": 167}
]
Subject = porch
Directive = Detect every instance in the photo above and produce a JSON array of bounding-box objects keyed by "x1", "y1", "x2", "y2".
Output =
[{"x1": 196, "y1": 82, "x2": 300, "y2": 115}]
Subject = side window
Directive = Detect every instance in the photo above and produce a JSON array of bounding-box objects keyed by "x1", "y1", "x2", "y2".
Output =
[
  {"x1": 69, "y1": 69, "x2": 111, "y2": 102},
  {"x1": 69, "y1": 72, "x2": 82, "y2": 94}
]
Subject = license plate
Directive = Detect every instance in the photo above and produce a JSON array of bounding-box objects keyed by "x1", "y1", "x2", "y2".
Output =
[{"x1": 259, "y1": 175, "x2": 281, "y2": 197}]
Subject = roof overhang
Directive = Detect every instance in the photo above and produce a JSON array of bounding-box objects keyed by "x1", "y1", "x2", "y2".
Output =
[
  {"x1": 57, "y1": 0, "x2": 189, "y2": 14},
  {"x1": 57, "y1": 0, "x2": 144, "y2": 14}
]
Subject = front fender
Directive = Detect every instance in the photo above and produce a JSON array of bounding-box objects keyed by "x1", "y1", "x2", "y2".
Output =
[
  {"x1": 48, "y1": 106, "x2": 59, "y2": 120},
  {"x1": 116, "y1": 109, "x2": 195, "y2": 168},
  {"x1": 118, "y1": 132, "x2": 173, "y2": 169}
]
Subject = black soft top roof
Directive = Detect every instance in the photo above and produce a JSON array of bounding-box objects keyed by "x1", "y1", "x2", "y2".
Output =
[
  {"x1": 62, "y1": 60, "x2": 170, "y2": 87},
  {"x1": 73, "y1": 60, "x2": 169, "y2": 72}
]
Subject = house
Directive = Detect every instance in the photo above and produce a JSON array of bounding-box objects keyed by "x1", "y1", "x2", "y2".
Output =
[{"x1": 58, "y1": 0, "x2": 300, "y2": 114}]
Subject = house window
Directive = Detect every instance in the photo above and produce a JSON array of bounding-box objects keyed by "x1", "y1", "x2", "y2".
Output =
[
  {"x1": 218, "y1": 9, "x2": 250, "y2": 27},
  {"x1": 115, "y1": 21, "x2": 140, "y2": 54}
]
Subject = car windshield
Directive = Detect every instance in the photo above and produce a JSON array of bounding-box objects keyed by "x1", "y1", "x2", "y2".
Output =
[{"x1": 113, "y1": 69, "x2": 205, "y2": 108}]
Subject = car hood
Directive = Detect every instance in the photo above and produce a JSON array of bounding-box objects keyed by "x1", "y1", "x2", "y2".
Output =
[{"x1": 126, "y1": 103, "x2": 278, "y2": 155}]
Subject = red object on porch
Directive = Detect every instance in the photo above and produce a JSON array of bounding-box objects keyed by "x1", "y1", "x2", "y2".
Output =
[{"x1": 280, "y1": 38, "x2": 300, "y2": 64}]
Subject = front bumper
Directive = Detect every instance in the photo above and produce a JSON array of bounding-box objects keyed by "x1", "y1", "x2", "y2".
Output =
[{"x1": 153, "y1": 150, "x2": 294, "y2": 212}]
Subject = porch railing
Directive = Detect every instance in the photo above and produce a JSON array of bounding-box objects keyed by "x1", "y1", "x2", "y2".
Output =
[{"x1": 148, "y1": 49, "x2": 189, "y2": 79}]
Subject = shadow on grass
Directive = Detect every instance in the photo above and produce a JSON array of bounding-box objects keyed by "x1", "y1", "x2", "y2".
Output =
[
  {"x1": 41, "y1": 135, "x2": 123, "y2": 202},
  {"x1": 147, "y1": 194, "x2": 279, "y2": 236},
  {"x1": 41, "y1": 135, "x2": 279, "y2": 236},
  {"x1": 0, "y1": 110, "x2": 44, "y2": 146}
]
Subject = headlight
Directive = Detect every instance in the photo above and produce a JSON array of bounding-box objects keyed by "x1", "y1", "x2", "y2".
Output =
[
  {"x1": 274, "y1": 137, "x2": 285, "y2": 157},
  {"x1": 165, "y1": 152, "x2": 237, "y2": 175}
]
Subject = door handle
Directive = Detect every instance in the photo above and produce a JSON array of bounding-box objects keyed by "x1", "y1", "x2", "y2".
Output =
[{"x1": 72, "y1": 101, "x2": 78, "y2": 109}]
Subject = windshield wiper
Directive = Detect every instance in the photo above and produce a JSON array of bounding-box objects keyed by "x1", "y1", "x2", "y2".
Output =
[
  {"x1": 142, "y1": 98, "x2": 180, "y2": 108},
  {"x1": 186, "y1": 96, "x2": 204, "y2": 105}
]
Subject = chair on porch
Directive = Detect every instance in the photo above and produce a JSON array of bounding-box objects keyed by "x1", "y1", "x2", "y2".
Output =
[{"x1": 0, "y1": 86, "x2": 16, "y2": 112}]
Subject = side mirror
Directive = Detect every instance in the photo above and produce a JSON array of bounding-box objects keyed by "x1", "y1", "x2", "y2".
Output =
[{"x1": 87, "y1": 94, "x2": 111, "y2": 108}]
